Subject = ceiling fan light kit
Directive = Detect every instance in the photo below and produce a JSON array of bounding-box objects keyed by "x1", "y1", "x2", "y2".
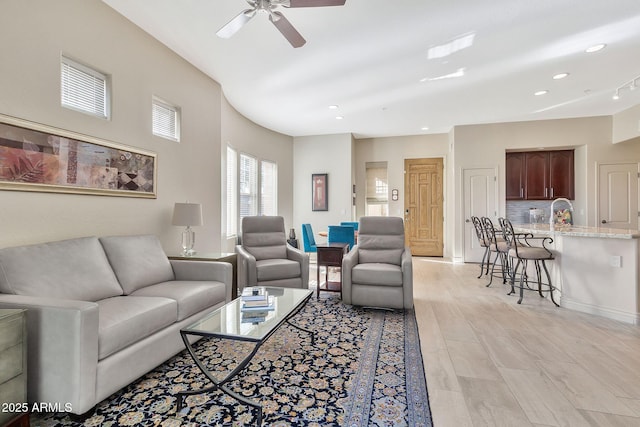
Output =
[{"x1": 217, "y1": 0, "x2": 346, "y2": 47}]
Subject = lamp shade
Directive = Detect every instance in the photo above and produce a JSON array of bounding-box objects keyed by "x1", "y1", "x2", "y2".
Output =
[{"x1": 172, "y1": 203, "x2": 203, "y2": 227}]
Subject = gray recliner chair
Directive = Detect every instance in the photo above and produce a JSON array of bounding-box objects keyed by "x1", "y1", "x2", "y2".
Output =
[
  {"x1": 342, "y1": 216, "x2": 413, "y2": 309},
  {"x1": 236, "y1": 216, "x2": 310, "y2": 291}
]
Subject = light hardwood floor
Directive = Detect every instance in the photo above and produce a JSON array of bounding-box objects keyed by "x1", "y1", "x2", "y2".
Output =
[{"x1": 413, "y1": 257, "x2": 640, "y2": 427}]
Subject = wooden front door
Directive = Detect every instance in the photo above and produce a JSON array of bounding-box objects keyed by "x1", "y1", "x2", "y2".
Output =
[{"x1": 404, "y1": 158, "x2": 444, "y2": 256}]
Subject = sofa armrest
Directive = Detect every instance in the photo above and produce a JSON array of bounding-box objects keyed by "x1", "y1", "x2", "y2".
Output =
[
  {"x1": 170, "y1": 260, "x2": 233, "y2": 302},
  {"x1": 401, "y1": 247, "x2": 414, "y2": 309},
  {"x1": 235, "y1": 245, "x2": 257, "y2": 291},
  {"x1": 286, "y1": 245, "x2": 310, "y2": 289},
  {"x1": 341, "y1": 246, "x2": 359, "y2": 305},
  {"x1": 0, "y1": 294, "x2": 99, "y2": 414}
]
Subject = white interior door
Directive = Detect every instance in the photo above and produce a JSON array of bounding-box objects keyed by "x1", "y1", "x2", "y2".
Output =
[
  {"x1": 463, "y1": 168, "x2": 498, "y2": 262},
  {"x1": 598, "y1": 163, "x2": 639, "y2": 229}
]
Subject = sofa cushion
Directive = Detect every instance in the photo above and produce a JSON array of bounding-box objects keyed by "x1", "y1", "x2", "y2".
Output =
[
  {"x1": 97, "y1": 296, "x2": 177, "y2": 360},
  {"x1": 131, "y1": 280, "x2": 226, "y2": 321},
  {"x1": 256, "y1": 259, "x2": 301, "y2": 282},
  {"x1": 0, "y1": 237, "x2": 123, "y2": 301},
  {"x1": 352, "y1": 263, "x2": 403, "y2": 286},
  {"x1": 99, "y1": 235, "x2": 175, "y2": 294}
]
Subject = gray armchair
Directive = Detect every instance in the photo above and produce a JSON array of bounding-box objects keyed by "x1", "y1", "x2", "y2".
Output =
[
  {"x1": 236, "y1": 216, "x2": 310, "y2": 291},
  {"x1": 342, "y1": 216, "x2": 413, "y2": 309}
]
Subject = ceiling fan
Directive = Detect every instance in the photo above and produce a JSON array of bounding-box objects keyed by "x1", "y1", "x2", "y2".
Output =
[{"x1": 217, "y1": 0, "x2": 346, "y2": 48}]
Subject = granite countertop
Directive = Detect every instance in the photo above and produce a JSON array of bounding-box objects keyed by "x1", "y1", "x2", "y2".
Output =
[{"x1": 513, "y1": 223, "x2": 640, "y2": 239}]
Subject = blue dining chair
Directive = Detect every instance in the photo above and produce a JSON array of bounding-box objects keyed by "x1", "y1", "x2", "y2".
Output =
[
  {"x1": 340, "y1": 221, "x2": 359, "y2": 231},
  {"x1": 328, "y1": 225, "x2": 355, "y2": 250},
  {"x1": 301, "y1": 223, "x2": 317, "y2": 253}
]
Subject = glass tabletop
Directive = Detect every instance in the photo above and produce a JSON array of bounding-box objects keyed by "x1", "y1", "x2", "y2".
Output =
[{"x1": 181, "y1": 287, "x2": 312, "y2": 341}]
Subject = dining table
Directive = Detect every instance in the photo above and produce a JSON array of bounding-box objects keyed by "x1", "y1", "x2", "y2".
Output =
[{"x1": 318, "y1": 230, "x2": 358, "y2": 240}]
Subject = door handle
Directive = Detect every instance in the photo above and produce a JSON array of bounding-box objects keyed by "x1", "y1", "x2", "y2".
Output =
[
  {"x1": 601, "y1": 220, "x2": 607, "y2": 224},
  {"x1": 465, "y1": 219, "x2": 470, "y2": 223}
]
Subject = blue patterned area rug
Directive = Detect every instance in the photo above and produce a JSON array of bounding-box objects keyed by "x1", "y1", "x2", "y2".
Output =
[{"x1": 31, "y1": 294, "x2": 431, "y2": 427}]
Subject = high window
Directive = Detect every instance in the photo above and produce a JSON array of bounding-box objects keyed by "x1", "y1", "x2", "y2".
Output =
[
  {"x1": 152, "y1": 97, "x2": 180, "y2": 141},
  {"x1": 60, "y1": 56, "x2": 110, "y2": 119}
]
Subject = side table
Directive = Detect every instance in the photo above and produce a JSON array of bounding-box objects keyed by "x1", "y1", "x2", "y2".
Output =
[
  {"x1": 0, "y1": 309, "x2": 28, "y2": 427},
  {"x1": 316, "y1": 243, "x2": 349, "y2": 298},
  {"x1": 169, "y1": 252, "x2": 238, "y2": 298}
]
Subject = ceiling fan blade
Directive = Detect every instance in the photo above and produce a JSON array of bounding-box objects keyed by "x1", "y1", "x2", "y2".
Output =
[
  {"x1": 269, "y1": 11, "x2": 306, "y2": 48},
  {"x1": 286, "y1": 0, "x2": 346, "y2": 7},
  {"x1": 216, "y1": 9, "x2": 256, "y2": 39}
]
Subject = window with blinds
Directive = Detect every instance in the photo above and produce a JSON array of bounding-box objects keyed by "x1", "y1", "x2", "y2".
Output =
[
  {"x1": 239, "y1": 153, "x2": 258, "y2": 219},
  {"x1": 60, "y1": 56, "x2": 109, "y2": 119},
  {"x1": 260, "y1": 160, "x2": 278, "y2": 216},
  {"x1": 366, "y1": 161, "x2": 389, "y2": 216},
  {"x1": 152, "y1": 97, "x2": 180, "y2": 141},
  {"x1": 226, "y1": 146, "x2": 238, "y2": 237}
]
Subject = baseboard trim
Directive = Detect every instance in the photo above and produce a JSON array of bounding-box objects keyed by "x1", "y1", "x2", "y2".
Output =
[{"x1": 561, "y1": 297, "x2": 640, "y2": 325}]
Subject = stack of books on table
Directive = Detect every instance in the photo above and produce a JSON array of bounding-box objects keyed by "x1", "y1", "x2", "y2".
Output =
[{"x1": 240, "y1": 287, "x2": 275, "y2": 323}]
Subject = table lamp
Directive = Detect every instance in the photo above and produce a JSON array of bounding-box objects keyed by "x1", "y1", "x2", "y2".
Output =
[{"x1": 172, "y1": 202, "x2": 203, "y2": 256}]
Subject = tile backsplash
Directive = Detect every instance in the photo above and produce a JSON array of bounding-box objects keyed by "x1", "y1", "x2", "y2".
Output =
[{"x1": 506, "y1": 200, "x2": 556, "y2": 224}]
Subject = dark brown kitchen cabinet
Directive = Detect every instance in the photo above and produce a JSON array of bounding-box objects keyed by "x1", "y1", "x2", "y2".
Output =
[
  {"x1": 547, "y1": 150, "x2": 574, "y2": 199},
  {"x1": 524, "y1": 151, "x2": 550, "y2": 199},
  {"x1": 506, "y1": 150, "x2": 574, "y2": 200},
  {"x1": 505, "y1": 152, "x2": 526, "y2": 199}
]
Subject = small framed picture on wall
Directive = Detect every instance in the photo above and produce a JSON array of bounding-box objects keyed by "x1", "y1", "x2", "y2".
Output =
[{"x1": 312, "y1": 173, "x2": 328, "y2": 211}]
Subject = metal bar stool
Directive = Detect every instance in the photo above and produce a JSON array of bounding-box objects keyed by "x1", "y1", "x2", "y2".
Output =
[
  {"x1": 502, "y1": 218, "x2": 559, "y2": 306},
  {"x1": 471, "y1": 216, "x2": 490, "y2": 278},
  {"x1": 481, "y1": 217, "x2": 509, "y2": 287}
]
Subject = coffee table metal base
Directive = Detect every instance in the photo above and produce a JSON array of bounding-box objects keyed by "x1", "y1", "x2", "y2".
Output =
[{"x1": 176, "y1": 297, "x2": 314, "y2": 425}]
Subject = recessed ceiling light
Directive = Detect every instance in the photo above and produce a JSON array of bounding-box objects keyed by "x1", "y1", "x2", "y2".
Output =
[
  {"x1": 553, "y1": 73, "x2": 569, "y2": 80},
  {"x1": 421, "y1": 127, "x2": 429, "y2": 131},
  {"x1": 335, "y1": 116, "x2": 344, "y2": 120},
  {"x1": 534, "y1": 90, "x2": 548, "y2": 96},
  {"x1": 585, "y1": 43, "x2": 606, "y2": 53},
  {"x1": 328, "y1": 105, "x2": 339, "y2": 110}
]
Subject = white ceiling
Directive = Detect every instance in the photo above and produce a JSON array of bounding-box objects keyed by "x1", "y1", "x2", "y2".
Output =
[{"x1": 103, "y1": 0, "x2": 640, "y2": 139}]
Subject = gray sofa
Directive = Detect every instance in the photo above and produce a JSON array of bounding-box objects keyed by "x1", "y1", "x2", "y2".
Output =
[
  {"x1": 0, "y1": 235, "x2": 232, "y2": 415},
  {"x1": 342, "y1": 216, "x2": 413, "y2": 309}
]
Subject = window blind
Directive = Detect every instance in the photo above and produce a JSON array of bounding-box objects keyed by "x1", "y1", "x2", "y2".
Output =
[
  {"x1": 260, "y1": 160, "x2": 277, "y2": 216},
  {"x1": 61, "y1": 56, "x2": 109, "y2": 118},
  {"x1": 226, "y1": 146, "x2": 238, "y2": 237},
  {"x1": 152, "y1": 98, "x2": 180, "y2": 141},
  {"x1": 366, "y1": 162, "x2": 389, "y2": 204},
  {"x1": 240, "y1": 154, "x2": 258, "y2": 219}
]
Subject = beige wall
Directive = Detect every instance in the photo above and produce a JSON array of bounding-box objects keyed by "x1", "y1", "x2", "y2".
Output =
[
  {"x1": 220, "y1": 98, "x2": 294, "y2": 251},
  {"x1": 354, "y1": 134, "x2": 451, "y2": 255},
  {"x1": 293, "y1": 134, "x2": 353, "y2": 241},
  {"x1": 3, "y1": 0, "x2": 638, "y2": 262},
  {"x1": 0, "y1": 0, "x2": 292, "y2": 254},
  {"x1": 613, "y1": 104, "x2": 640, "y2": 143},
  {"x1": 452, "y1": 116, "x2": 640, "y2": 261}
]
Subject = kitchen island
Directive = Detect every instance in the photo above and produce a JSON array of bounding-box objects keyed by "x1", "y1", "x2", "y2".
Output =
[{"x1": 513, "y1": 224, "x2": 640, "y2": 324}]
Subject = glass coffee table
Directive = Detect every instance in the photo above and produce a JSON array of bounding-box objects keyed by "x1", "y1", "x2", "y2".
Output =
[{"x1": 176, "y1": 286, "x2": 314, "y2": 425}]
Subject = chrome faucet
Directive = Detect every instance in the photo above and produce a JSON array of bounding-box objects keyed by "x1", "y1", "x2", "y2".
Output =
[{"x1": 550, "y1": 198, "x2": 574, "y2": 231}]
